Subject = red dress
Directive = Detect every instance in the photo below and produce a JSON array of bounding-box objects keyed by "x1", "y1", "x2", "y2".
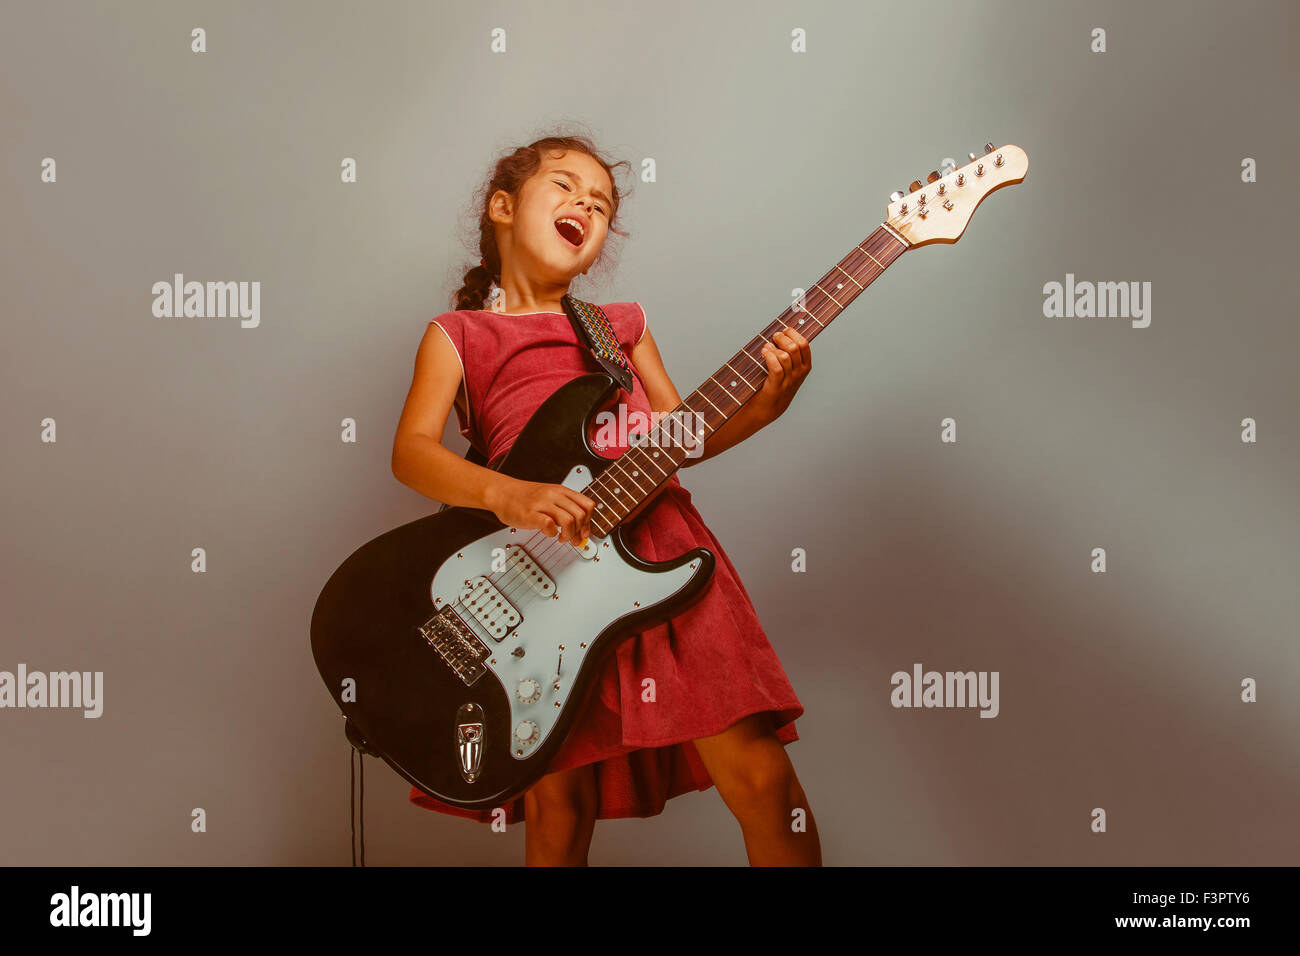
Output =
[{"x1": 409, "y1": 300, "x2": 803, "y2": 824}]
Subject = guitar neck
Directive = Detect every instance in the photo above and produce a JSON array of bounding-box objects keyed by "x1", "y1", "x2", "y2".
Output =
[{"x1": 586, "y1": 223, "x2": 909, "y2": 537}]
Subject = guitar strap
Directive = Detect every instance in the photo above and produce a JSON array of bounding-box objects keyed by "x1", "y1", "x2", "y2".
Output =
[{"x1": 561, "y1": 294, "x2": 636, "y2": 394}]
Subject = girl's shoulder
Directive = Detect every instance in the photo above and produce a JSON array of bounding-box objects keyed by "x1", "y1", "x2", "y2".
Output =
[
  {"x1": 427, "y1": 300, "x2": 649, "y2": 348},
  {"x1": 426, "y1": 307, "x2": 476, "y2": 330},
  {"x1": 425, "y1": 306, "x2": 498, "y2": 347},
  {"x1": 596, "y1": 300, "x2": 650, "y2": 349}
]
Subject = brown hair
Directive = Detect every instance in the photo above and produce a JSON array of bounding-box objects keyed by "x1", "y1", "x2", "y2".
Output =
[{"x1": 453, "y1": 131, "x2": 632, "y2": 311}]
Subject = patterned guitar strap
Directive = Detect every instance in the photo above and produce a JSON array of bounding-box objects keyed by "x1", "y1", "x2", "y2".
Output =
[{"x1": 561, "y1": 294, "x2": 636, "y2": 394}]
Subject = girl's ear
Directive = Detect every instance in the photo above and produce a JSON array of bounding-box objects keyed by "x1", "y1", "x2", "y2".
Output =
[{"x1": 487, "y1": 188, "x2": 514, "y2": 225}]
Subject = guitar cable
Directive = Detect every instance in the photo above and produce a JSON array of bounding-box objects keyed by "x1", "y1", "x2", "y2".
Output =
[{"x1": 350, "y1": 731, "x2": 366, "y2": 867}]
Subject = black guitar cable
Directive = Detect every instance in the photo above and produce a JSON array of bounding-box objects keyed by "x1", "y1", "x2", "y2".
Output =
[
  {"x1": 350, "y1": 744, "x2": 365, "y2": 866},
  {"x1": 345, "y1": 717, "x2": 374, "y2": 866}
]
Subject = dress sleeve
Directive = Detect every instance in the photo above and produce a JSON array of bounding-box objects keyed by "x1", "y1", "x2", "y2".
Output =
[
  {"x1": 612, "y1": 300, "x2": 648, "y2": 352},
  {"x1": 633, "y1": 300, "x2": 648, "y2": 346},
  {"x1": 426, "y1": 311, "x2": 477, "y2": 450}
]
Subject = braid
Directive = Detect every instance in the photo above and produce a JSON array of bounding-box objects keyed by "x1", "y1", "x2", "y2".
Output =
[{"x1": 454, "y1": 259, "x2": 496, "y2": 312}]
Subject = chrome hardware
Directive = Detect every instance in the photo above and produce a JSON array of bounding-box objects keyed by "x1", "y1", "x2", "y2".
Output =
[
  {"x1": 956, "y1": 173, "x2": 965, "y2": 186},
  {"x1": 420, "y1": 604, "x2": 489, "y2": 686},
  {"x1": 976, "y1": 163, "x2": 984, "y2": 176},
  {"x1": 995, "y1": 152, "x2": 1003, "y2": 167},
  {"x1": 455, "y1": 702, "x2": 486, "y2": 782}
]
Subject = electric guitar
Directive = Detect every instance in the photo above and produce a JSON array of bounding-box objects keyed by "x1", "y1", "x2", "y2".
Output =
[{"x1": 311, "y1": 144, "x2": 1029, "y2": 810}]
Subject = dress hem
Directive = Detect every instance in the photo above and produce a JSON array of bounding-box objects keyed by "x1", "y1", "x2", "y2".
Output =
[{"x1": 408, "y1": 701, "x2": 803, "y2": 826}]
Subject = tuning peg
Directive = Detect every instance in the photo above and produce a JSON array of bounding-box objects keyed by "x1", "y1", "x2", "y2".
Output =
[
  {"x1": 926, "y1": 170, "x2": 942, "y2": 183},
  {"x1": 908, "y1": 180, "x2": 924, "y2": 193},
  {"x1": 889, "y1": 191, "x2": 906, "y2": 203},
  {"x1": 984, "y1": 143, "x2": 996, "y2": 153},
  {"x1": 969, "y1": 152, "x2": 979, "y2": 162}
]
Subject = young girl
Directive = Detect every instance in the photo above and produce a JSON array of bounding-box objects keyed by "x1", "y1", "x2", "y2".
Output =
[{"x1": 391, "y1": 133, "x2": 820, "y2": 866}]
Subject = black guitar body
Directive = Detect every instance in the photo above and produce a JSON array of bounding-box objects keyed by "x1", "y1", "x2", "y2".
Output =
[{"x1": 311, "y1": 372, "x2": 716, "y2": 810}]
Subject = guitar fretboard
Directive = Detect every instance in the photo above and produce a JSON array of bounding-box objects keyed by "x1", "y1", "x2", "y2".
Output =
[{"x1": 586, "y1": 223, "x2": 908, "y2": 537}]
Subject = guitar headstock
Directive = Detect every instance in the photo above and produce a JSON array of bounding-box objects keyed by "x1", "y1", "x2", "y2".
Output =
[{"x1": 884, "y1": 143, "x2": 1028, "y2": 246}]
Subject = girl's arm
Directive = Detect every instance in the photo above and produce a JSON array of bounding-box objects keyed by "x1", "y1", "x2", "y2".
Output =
[
  {"x1": 394, "y1": 325, "x2": 597, "y2": 542},
  {"x1": 391, "y1": 324, "x2": 515, "y2": 512},
  {"x1": 628, "y1": 325, "x2": 811, "y2": 468},
  {"x1": 393, "y1": 326, "x2": 600, "y2": 542}
]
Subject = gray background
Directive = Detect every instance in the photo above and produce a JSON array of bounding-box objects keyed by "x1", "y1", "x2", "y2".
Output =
[{"x1": 2, "y1": 0, "x2": 1297, "y2": 865}]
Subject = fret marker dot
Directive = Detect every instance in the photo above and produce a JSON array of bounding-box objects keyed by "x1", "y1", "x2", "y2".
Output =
[
  {"x1": 632, "y1": 470, "x2": 639, "y2": 476},
  {"x1": 798, "y1": 318, "x2": 805, "y2": 325},
  {"x1": 836, "y1": 283, "x2": 843, "y2": 289},
  {"x1": 730, "y1": 380, "x2": 737, "y2": 386}
]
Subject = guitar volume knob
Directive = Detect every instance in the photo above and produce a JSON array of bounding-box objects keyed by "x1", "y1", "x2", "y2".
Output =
[
  {"x1": 514, "y1": 720, "x2": 539, "y2": 745},
  {"x1": 516, "y1": 678, "x2": 541, "y2": 703}
]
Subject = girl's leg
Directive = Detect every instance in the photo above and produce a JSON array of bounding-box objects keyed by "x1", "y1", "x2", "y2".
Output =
[
  {"x1": 522, "y1": 762, "x2": 598, "y2": 866},
  {"x1": 691, "y1": 713, "x2": 822, "y2": 866}
]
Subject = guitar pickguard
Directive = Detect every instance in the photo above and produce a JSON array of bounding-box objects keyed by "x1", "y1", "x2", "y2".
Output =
[{"x1": 426, "y1": 464, "x2": 699, "y2": 759}]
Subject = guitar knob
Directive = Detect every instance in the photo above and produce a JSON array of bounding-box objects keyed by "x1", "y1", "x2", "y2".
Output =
[
  {"x1": 908, "y1": 180, "x2": 924, "y2": 193},
  {"x1": 926, "y1": 170, "x2": 941, "y2": 183},
  {"x1": 514, "y1": 720, "x2": 539, "y2": 745},
  {"x1": 516, "y1": 678, "x2": 541, "y2": 703}
]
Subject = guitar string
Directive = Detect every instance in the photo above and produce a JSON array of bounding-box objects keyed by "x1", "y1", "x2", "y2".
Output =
[{"x1": 450, "y1": 225, "x2": 908, "y2": 638}]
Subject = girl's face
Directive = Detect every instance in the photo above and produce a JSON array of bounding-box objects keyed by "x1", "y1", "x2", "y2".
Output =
[{"x1": 492, "y1": 149, "x2": 614, "y2": 283}]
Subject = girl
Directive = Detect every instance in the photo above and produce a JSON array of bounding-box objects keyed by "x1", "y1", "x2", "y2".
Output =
[{"x1": 391, "y1": 133, "x2": 819, "y2": 866}]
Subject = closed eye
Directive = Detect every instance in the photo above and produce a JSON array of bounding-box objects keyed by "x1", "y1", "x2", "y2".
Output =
[{"x1": 554, "y1": 180, "x2": 606, "y2": 215}]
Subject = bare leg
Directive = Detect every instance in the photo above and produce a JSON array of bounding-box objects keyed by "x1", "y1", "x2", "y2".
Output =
[
  {"x1": 692, "y1": 713, "x2": 822, "y2": 866},
  {"x1": 522, "y1": 762, "x2": 597, "y2": 866}
]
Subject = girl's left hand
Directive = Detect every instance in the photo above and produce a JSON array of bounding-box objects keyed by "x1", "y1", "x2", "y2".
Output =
[{"x1": 752, "y1": 326, "x2": 812, "y2": 423}]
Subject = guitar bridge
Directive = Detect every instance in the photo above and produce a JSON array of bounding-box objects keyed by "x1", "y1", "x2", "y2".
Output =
[{"x1": 419, "y1": 604, "x2": 489, "y2": 687}]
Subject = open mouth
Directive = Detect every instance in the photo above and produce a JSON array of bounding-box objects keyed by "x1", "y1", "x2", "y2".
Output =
[{"x1": 554, "y1": 217, "x2": 585, "y2": 247}]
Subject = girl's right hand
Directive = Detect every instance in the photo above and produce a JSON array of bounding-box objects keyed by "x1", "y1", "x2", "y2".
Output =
[{"x1": 490, "y1": 478, "x2": 597, "y2": 545}]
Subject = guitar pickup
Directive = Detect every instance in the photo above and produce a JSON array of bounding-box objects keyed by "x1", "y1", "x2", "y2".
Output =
[
  {"x1": 503, "y1": 543, "x2": 562, "y2": 591},
  {"x1": 458, "y1": 575, "x2": 523, "y2": 641}
]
